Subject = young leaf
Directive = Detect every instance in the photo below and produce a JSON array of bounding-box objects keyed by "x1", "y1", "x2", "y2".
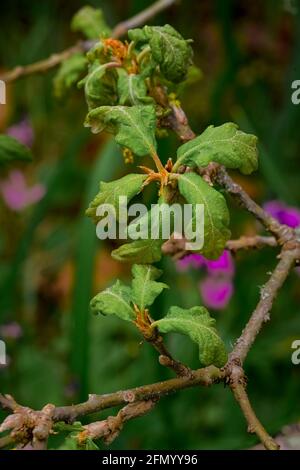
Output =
[
  {"x1": 178, "y1": 172, "x2": 230, "y2": 259},
  {"x1": 71, "y1": 6, "x2": 111, "y2": 39},
  {"x1": 111, "y1": 238, "x2": 163, "y2": 264},
  {"x1": 128, "y1": 24, "x2": 193, "y2": 83},
  {"x1": 175, "y1": 123, "x2": 258, "y2": 174},
  {"x1": 0, "y1": 135, "x2": 33, "y2": 165},
  {"x1": 153, "y1": 306, "x2": 228, "y2": 367},
  {"x1": 53, "y1": 53, "x2": 87, "y2": 99},
  {"x1": 131, "y1": 264, "x2": 168, "y2": 312},
  {"x1": 117, "y1": 69, "x2": 153, "y2": 106},
  {"x1": 85, "y1": 105, "x2": 157, "y2": 157},
  {"x1": 86, "y1": 173, "x2": 147, "y2": 222},
  {"x1": 81, "y1": 64, "x2": 117, "y2": 110},
  {"x1": 90, "y1": 280, "x2": 134, "y2": 322}
]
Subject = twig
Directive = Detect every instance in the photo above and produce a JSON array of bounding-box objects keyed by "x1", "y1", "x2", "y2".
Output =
[
  {"x1": 162, "y1": 234, "x2": 278, "y2": 259},
  {"x1": 226, "y1": 235, "x2": 277, "y2": 251},
  {"x1": 53, "y1": 365, "x2": 223, "y2": 422},
  {"x1": 230, "y1": 246, "x2": 300, "y2": 365},
  {"x1": 230, "y1": 377, "x2": 279, "y2": 450},
  {"x1": 0, "y1": 0, "x2": 177, "y2": 83},
  {"x1": 78, "y1": 400, "x2": 157, "y2": 446},
  {"x1": 112, "y1": 0, "x2": 177, "y2": 39},
  {"x1": 214, "y1": 166, "x2": 295, "y2": 244}
]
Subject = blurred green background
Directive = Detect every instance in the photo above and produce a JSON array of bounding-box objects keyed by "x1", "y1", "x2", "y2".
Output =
[{"x1": 0, "y1": 0, "x2": 300, "y2": 450}]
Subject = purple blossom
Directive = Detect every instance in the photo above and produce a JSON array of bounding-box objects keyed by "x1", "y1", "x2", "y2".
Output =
[
  {"x1": 205, "y1": 250, "x2": 235, "y2": 276},
  {"x1": 263, "y1": 200, "x2": 300, "y2": 229},
  {"x1": 7, "y1": 118, "x2": 34, "y2": 148},
  {"x1": 0, "y1": 322, "x2": 22, "y2": 339},
  {"x1": 199, "y1": 277, "x2": 233, "y2": 310},
  {"x1": 0, "y1": 170, "x2": 46, "y2": 211},
  {"x1": 176, "y1": 250, "x2": 235, "y2": 310},
  {"x1": 176, "y1": 253, "x2": 205, "y2": 272}
]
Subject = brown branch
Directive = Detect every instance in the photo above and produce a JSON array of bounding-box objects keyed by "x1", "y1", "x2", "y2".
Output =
[
  {"x1": 230, "y1": 245, "x2": 300, "y2": 365},
  {"x1": 214, "y1": 166, "x2": 295, "y2": 244},
  {"x1": 0, "y1": 0, "x2": 177, "y2": 83},
  {"x1": 53, "y1": 365, "x2": 223, "y2": 422},
  {"x1": 226, "y1": 235, "x2": 277, "y2": 252},
  {"x1": 229, "y1": 365, "x2": 279, "y2": 450},
  {"x1": 162, "y1": 234, "x2": 278, "y2": 259},
  {"x1": 112, "y1": 0, "x2": 177, "y2": 39},
  {"x1": 78, "y1": 400, "x2": 157, "y2": 446}
]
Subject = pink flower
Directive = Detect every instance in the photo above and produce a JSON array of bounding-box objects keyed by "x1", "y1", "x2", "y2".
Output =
[
  {"x1": 176, "y1": 250, "x2": 235, "y2": 310},
  {"x1": 263, "y1": 200, "x2": 300, "y2": 229},
  {"x1": 199, "y1": 277, "x2": 233, "y2": 310},
  {"x1": 176, "y1": 253, "x2": 205, "y2": 272},
  {"x1": 0, "y1": 322, "x2": 22, "y2": 339},
  {"x1": 205, "y1": 250, "x2": 235, "y2": 276},
  {"x1": 0, "y1": 170, "x2": 46, "y2": 211},
  {"x1": 7, "y1": 118, "x2": 34, "y2": 148}
]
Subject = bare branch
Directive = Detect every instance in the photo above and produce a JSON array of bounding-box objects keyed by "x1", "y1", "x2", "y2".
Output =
[
  {"x1": 53, "y1": 365, "x2": 224, "y2": 422},
  {"x1": 230, "y1": 246, "x2": 300, "y2": 365},
  {"x1": 229, "y1": 368, "x2": 279, "y2": 450},
  {"x1": 78, "y1": 400, "x2": 157, "y2": 446}
]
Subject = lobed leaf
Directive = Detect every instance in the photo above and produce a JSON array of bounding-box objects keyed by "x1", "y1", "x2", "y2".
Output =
[
  {"x1": 53, "y1": 53, "x2": 87, "y2": 99},
  {"x1": 131, "y1": 264, "x2": 168, "y2": 312},
  {"x1": 175, "y1": 123, "x2": 258, "y2": 175},
  {"x1": 86, "y1": 173, "x2": 147, "y2": 222},
  {"x1": 90, "y1": 280, "x2": 134, "y2": 322},
  {"x1": 117, "y1": 69, "x2": 153, "y2": 106},
  {"x1": 71, "y1": 6, "x2": 111, "y2": 39},
  {"x1": 85, "y1": 105, "x2": 157, "y2": 157},
  {"x1": 178, "y1": 172, "x2": 230, "y2": 259},
  {"x1": 128, "y1": 24, "x2": 193, "y2": 83},
  {"x1": 80, "y1": 63, "x2": 117, "y2": 110},
  {"x1": 111, "y1": 238, "x2": 163, "y2": 264},
  {"x1": 154, "y1": 306, "x2": 228, "y2": 367}
]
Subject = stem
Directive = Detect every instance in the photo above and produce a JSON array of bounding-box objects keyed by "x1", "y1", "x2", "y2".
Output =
[
  {"x1": 230, "y1": 247, "x2": 300, "y2": 365},
  {"x1": 231, "y1": 381, "x2": 279, "y2": 450}
]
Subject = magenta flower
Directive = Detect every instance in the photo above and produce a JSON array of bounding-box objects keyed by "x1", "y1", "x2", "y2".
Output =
[
  {"x1": 176, "y1": 250, "x2": 235, "y2": 310},
  {"x1": 176, "y1": 253, "x2": 205, "y2": 272},
  {"x1": 199, "y1": 277, "x2": 234, "y2": 310},
  {"x1": 7, "y1": 118, "x2": 34, "y2": 148},
  {"x1": 0, "y1": 322, "x2": 22, "y2": 339},
  {"x1": 205, "y1": 250, "x2": 235, "y2": 276},
  {"x1": 263, "y1": 200, "x2": 300, "y2": 229},
  {"x1": 0, "y1": 170, "x2": 46, "y2": 211}
]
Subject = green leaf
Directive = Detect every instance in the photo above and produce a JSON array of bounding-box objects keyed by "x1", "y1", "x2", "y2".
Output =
[
  {"x1": 154, "y1": 306, "x2": 228, "y2": 367},
  {"x1": 131, "y1": 264, "x2": 168, "y2": 312},
  {"x1": 81, "y1": 63, "x2": 117, "y2": 110},
  {"x1": 86, "y1": 173, "x2": 146, "y2": 222},
  {"x1": 117, "y1": 69, "x2": 153, "y2": 106},
  {"x1": 178, "y1": 172, "x2": 230, "y2": 259},
  {"x1": 85, "y1": 105, "x2": 157, "y2": 157},
  {"x1": 90, "y1": 280, "x2": 134, "y2": 322},
  {"x1": 0, "y1": 135, "x2": 33, "y2": 165},
  {"x1": 129, "y1": 24, "x2": 193, "y2": 83},
  {"x1": 53, "y1": 53, "x2": 87, "y2": 99},
  {"x1": 71, "y1": 6, "x2": 111, "y2": 39},
  {"x1": 111, "y1": 238, "x2": 163, "y2": 264},
  {"x1": 175, "y1": 123, "x2": 258, "y2": 175}
]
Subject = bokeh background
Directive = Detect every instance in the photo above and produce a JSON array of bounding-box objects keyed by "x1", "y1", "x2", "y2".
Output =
[{"x1": 0, "y1": 0, "x2": 300, "y2": 450}]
